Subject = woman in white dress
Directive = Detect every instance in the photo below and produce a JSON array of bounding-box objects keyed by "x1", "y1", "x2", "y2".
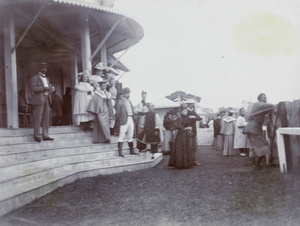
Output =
[{"x1": 73, "y1": 71, "x2": 95, "y2": 131}]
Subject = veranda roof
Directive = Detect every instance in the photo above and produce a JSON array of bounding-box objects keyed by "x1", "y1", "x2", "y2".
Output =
[{"x1": 0, "y1": 0, "x2": 144, "y2": 70}]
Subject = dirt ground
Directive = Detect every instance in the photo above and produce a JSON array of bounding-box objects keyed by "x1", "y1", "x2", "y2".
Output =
[{"x1": 0, "y1": 146, "x2": 299, "y2": 226}]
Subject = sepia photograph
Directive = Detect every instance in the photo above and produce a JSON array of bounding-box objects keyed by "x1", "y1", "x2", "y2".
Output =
[{"x1": 0, "y1": 0, "x2": 299, "y2": 225}]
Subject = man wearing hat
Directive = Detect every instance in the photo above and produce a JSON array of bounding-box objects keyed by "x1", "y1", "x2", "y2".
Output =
[
  {"x1": 135, "y1": 90, "x2": 148, "y2": 143},
  {"x1": 135, "y1": 90, "x2": 147, "y2": 112},
  {"x1": 115, "y1": 87, "x2": 138, "y2": 156},
  {"x1": 30, "y1": 62, "x2": 54, "y2": 142},
  {"x1": 186, "y1": 101, "x2": 201, "y2": 165},
  {"x1": 136, "y1": 103, "x2": 162, "y2": 159}
]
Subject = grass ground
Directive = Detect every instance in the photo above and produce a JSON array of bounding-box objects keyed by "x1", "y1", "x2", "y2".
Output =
[{"x1": 0, "y1": 146, "x2": 299, "y2": 226}]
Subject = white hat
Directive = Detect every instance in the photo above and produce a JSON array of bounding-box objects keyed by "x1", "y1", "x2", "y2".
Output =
[
  {"x1": 94, "y1": 62, "x2": 105, "y2": 70},
  {"x1": 89, "y1": 75, "x2": 104, "y2": 83},
  {"x1": 77, "y1": 70, "x2": 89, "y2": 77}
]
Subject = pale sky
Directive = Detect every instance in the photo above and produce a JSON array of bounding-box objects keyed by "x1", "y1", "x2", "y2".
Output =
[{"x1": 114, "y1": 0, "x2": 300, "y2": 111}]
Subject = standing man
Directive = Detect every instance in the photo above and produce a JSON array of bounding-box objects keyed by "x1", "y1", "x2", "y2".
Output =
[
  {"x1": 186, "y1": 101, "x2": 201, "y2": 165},
  {"x1": 135, "y1": 90, "x2": 147, "y2": 112},
  {"x1": 135, "y1": 90, "x2": 148, "y2": 137},
  {"x1": 136, "y1": 103, "x2": 161, "y2": 158},
  {"x1": 30, "y1": 62, "x2": 54, "y2": 142},
  {"x1": 115, "y1": 87, "x2": 138, "y2": 157}
]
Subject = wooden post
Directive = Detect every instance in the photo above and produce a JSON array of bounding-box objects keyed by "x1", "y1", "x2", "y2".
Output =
[
  {"x1": 70, "y1": 53, "x2": 77, "y2": 125},
  {"x1": 4, "y1": 9, "x2": 18, "y2": 128},
  {"x1": 101, "y1": 43, "x2": 107, "y2": 67},
  {"x1": 276, "y1": 130, "x2": 287, "y2": 173},
  {"x1": 80, "y1": 11, "x2": 92, "y2": 74}
]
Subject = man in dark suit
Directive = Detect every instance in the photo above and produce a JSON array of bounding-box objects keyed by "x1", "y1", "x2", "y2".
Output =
[
  {"x1": 115, "y1": 87, "x2": 137, "y2": 157},
  {"x1": 186, "y1": 101, "x2": 201, "y2": 165},
  {"x1": 30, "y1": 62, "x2": 54, "y2": 142}
]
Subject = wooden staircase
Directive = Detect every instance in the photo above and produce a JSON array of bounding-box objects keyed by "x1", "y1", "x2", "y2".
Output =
[{"x1": 0, "y1": 126, "x2": 162, "y2": 217}]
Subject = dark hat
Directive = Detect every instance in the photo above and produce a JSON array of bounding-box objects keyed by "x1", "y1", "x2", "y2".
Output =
[
  {"x1": 142, "y1": 90, "x2": 147, "y2": 94},
  {"x1": 39, "y1": 62, "x2": 47, "y2": 67},
  {"x1": 257, "y1": 93, "x2": 266, "y2": 101},
  {"x1": 122, "y1": 87, "x2": 131, "y2": 94},
  {"x1": 220, "y1": 110, "x2": 226, "y2": 114}
]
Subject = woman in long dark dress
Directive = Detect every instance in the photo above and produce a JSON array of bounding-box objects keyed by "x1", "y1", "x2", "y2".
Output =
[{"x1": 168, "y1": 107, "x2": 194, "y2": 169}]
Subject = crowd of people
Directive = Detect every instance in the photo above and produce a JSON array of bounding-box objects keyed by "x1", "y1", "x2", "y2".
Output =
[
  {"x1": 212, "y1": 93, "x2": 275, "y2": 170},
  {"x1": 29, "y1": 62, "x2": 275, "y2": 171}
]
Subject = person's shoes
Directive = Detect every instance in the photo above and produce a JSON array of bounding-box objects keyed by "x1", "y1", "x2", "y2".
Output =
[
  {"x1": 194, "y1": 161, "x2": 201, "y2": 166},
  {"x1": 240, "y1": 153, "x2": 247, "y2": 157},
  {"x1": 34, "y1": 137, "x2": 42, "y2": 142},
  {"x1": 104, "y1": 139, "x2": 111, "y2": 143},
  {"x1": 43, "y1": 137, "x2": 54, "y2": 141}
]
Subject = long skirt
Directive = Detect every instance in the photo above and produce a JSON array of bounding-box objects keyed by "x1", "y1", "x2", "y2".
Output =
[
  {"x1": 213, "y1": 134, "x2": 223, "y2": 151},
  {"x1": 92, "y1": 113, "x2": 110, "y2": 143},
  {"x1": 223, "y1": 135, "x2": 237, "y2": 156},
  {"x1": 168, "y1": 131, "x2": 194, "y2": 169},
  {"x1": 74, "y1": 112, "x2": 94, "y2": 125},
  {"x1": 162, "y1": 130, "x2": 172, "y2": 151},
  {"x1": 247, "y1": 134, "x2": 270, "y2": 158}
]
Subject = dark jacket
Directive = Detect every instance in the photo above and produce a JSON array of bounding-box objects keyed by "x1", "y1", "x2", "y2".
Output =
[
  {"x1": 30, "y1": 74, "x2": 51, "y2": 105},
  {"x1": 115, "y1": 99, "x2": 135, "y2": 126}
]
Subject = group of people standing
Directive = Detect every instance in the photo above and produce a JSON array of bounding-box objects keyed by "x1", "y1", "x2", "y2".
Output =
[
  {"x1": 213, "y1": 93, "x2": 275, "y2": 170},
  {"x1": 29, "y1": 62, "x2": 275, "y2": 171},
  {"x1": 73, "y1": 63, "x2": 119, "y2": 144},
  {"x1": 162, "y1": 101, "x2": 201, "y2": 169},
  {"x1": 73, "y1": 64, "x2": 163, "y2": 158}
]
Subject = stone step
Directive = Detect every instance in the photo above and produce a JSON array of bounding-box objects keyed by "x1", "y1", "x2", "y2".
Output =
[
  {"x1": 0, "y1": 137, "x2": 94, "y2": 152},
  {"x1": 0, "y1": 141, "x2": 130, "y2": 167},
  {"x1": 0, "y1": 137, "x2": 123, "y2": 153},
  {"x1": 0, "y1": 135, "x2": 129, "y2": 154},
  {"x1": 0, "y1": 152, "x2": 160, "y2": 202},
  {"x1": 0, "y1": 149, "x2": 134, "y2": 179},
  {"x1": 0, "y1": 130, "x2": 92, "y2": 145},
  {"x1": 0, "y1": 126, "x2": 163, "y2": 218},
  {"x1": 0, "y1": 153, "x2": 162, "y2": 217},
  {"x1": 0, "y1": 126, "x2": 82, "y2": 137}
]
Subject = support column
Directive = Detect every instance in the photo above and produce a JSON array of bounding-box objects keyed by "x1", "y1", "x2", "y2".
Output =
[
  {"x1": 101, "y1": 43, "x2": 107, "y2": 66},
  {"x1": 80, "y1": 11, "x2": 92, "y2": 73},
  {"x1": 4, "y1": 9, "x2": 18, "y2": 128},
  {"x1": 70, "y1": 53, "x2": 77, "y2": 125}
]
